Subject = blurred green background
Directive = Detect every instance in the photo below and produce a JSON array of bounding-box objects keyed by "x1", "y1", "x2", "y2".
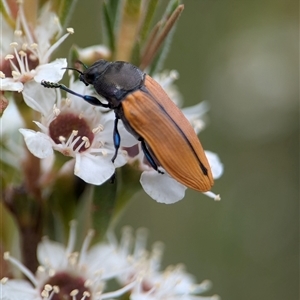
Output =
[{"x1": 64, "y1": 1, "x2": 298, "y2": 299}]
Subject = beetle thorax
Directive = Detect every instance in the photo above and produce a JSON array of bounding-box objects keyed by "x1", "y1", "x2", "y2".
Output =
[{"x1": 91, "y1": 61, "x2": 145, "y2": 104}]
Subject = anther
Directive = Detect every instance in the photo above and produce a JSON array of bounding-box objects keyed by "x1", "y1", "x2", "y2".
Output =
[
  {"x1": 10, "y1": 42, "x2": 19, "y2": 48},
  {"x1": 14, "y1": 30, "x2": 23, "y2": 37},
  {"x1": 41, "y1": 290, "x2": 49, "y2": 297},
  {"x1": 65, "y1": 98, "x2": 71, "y2": 105},
  {"x1": 82, "y1": 136, "x2": 90, "y2": 148},
  {"x1": 44, "y1": 284, "x2": 53, "y2": 291},
  {"x1": 1, "y1": 277, "x2": 8, "y2": 284},
  {"x1": 12, "y1": 70, "x2": 21, "y2": 78},
  {"x1": 5, "y1": 54, "x2": 14, "y2": 60},
  {"x1": 19, "y1": 50, "x2": 27, "y2": 57},
  {"x1": 67, "y1": 28, "x2": 74, "y2": 34},
  {"x1": 92, "y1": 125, "x2": 104, "y2": 134},
  {"x1": 30, "y1": 43, "x2": 38, "y2": 49},
  {"x1": 214, "y1": 194, "x2": 221, "y2": 201},
  {"x1": 70, "y1": 289, "x2": 79, "y2": 296},
  {"x1": 59, "y1": 136, "x2": 66, "y2": 143},
  {"x1": 22, "y1": 43, "x2": 28, "y2": 51},
  {"x1": 3, "y1": 252, "x2": 10, "y2": 260},
  {"x1": 53, "y1": 105, "x2": 61, "y2": 116}
]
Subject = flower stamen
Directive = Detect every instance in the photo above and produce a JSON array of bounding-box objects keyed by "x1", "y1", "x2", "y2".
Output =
[
  {"x1": 66, "y1": 220, "x2": 77, "y2": 255},
  {"x1": 17, "y1": 1, "x2": 34, "y2": 45},
  {"x1": 14, "y1": 29, "x2": 23, "y2": 37},
  {"x1": 43, "y1": 28, "x2": 75, "y2": 63},
  {"x1": 3, "y1": 252, "x2": 38, "y2": 287},
  {"x1": 92, "y1": 124, "x2": 104, "y2": 134},
  {"x1": 1, "y1": 277, "x2": 8, "y2": 284},
  {"x1": 79, "y1": 229, "x2": 95, "y2": 265}
]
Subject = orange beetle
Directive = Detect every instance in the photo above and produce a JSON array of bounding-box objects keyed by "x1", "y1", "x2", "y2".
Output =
[{"x1": 42, "y1": 60, "x2": 214, "y2": 192}]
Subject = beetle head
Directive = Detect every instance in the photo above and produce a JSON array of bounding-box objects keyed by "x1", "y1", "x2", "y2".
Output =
[
  {"x1": 81, "y1": 60, "x2": 111, "y2": 86},
  {"x1": 63, "y1": 60, "x2": 110, "y2": 86}
]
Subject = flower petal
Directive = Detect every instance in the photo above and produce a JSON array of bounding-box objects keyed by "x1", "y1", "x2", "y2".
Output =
[
  {"x1": 0, "y1": 279, "x2": 38, "y2": 300},
  {"x1": 34, "y1": 58, "x2": 67, "y2": 83},
  {"x1": 205, "y1": 151, "x2": 224, "y2": 179},
  {"x1": 182, "y1": 101, "x2": 210, "y2": 134},
  {"x1": 19, "y1": 129, "x2": 53, "y2": 158},
  {"x1": 140, "y1": 170, "x2": 187, "y2": 204},
  {"x1": 0, "y1": 78, "x2": 24, "y2": 92},
  {"x1": 74, "y1": 153, "x2": 115, "y2": 185},
  {"x1": 182, "y1": 101, "x2": 210, "y2": 119},
  {"x1": 37, "y1": 238, "x2": 66, "y2": 269},
  {"x1": 113, "y1": 150, "x2": 129, "y2": 168},
  {"x1": 1, "y1": 99, "x2": 24, "y2": 134},
  {"x1": 22, "y1": 81, "x2": 56, "y2": 115},
  {"x1": 35, "y1": 5, "x2": 61, "y2": 55}
]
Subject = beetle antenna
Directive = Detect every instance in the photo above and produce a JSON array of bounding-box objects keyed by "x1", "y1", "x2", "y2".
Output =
[
  {"x1": 62, "y1": 67, "x2": 84, "y2": 75},
  {"x1": 62, "y1": 61, "x2": 88, "y2": 75},
  {"x1": 75, "y1": 60, "x2": 88, "y2": 69}
]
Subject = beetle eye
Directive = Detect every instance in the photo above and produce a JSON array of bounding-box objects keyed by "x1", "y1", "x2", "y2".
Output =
[
  {"x1": 82, "y1": 71, "x2": 99, "y2": 86},
  {"x1": 79, "y1": 74, "x2": 89, "y2": 86}
]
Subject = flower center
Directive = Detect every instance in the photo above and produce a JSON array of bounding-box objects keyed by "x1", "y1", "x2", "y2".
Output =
[
  {"x1": 43, "y1": 271, "x2": 91, "y2": 300},
  {"x1": 2, "y1": 48, "x2": 39, "y2": 78},
  {"x1": 49, "y1": 113, "x2": 94, "y2": 152}
]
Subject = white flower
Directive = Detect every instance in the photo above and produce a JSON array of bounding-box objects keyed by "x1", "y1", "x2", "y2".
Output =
[
  {"x1": 182, "y1": 101, "x2": 210, "y2": 134},
  {"x1": 75, "y1": 45, "x2": 111, "y2": 63},
  {"x1": 130, "y1": 269, "x2": 219, "y2": 300},
  {"x1": 104, "y1": 227, "x2": 220, "y2": 300},
  {"x1": 1, "y1": 221, "x2": 136, "y2": 300},
  {"x1": 152, "y1": 70, "x2": 182, "y2": 107},
  {"x1": 1, "y1": 224, "x2": 219, "y2": 300},
  {"x1": 19, "y1": 78, "x2": 137, "y2": 185},
  {"x1": 0, "y1": 1, "x2": 73, "y2": 92},
  {"x1": 139, "y1": 150, "x2": 223, "y2": 204}
]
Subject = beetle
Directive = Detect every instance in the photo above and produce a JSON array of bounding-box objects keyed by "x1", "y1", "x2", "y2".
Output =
[{"x1": 41, "y1": 59, "x2": 214, "y2": 192}]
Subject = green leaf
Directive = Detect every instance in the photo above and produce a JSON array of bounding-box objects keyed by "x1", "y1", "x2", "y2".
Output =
[
  {"x1": 151, "y1": 0, "x2": 182, "y2": 72},
  {"x1": 75, "y1": 177, "x2": 118, "y2": 244},
  {"x1": 68, "y1": 44, "x2": 80, "y2": 66},
  {"x1": 44, "y1": 160, "x2": 85, "y2": 242},
  {"x1": 165, "y1": 0, "x2": 181, "y2": 17},
  {"x1": 130, "y1": 39, "x2": 141, "y2": 66},
  {"x1": 102, "y1": 1, "x2": 116, "y2": 57},
  {"x1": 115, "y1": 0, "x2": 142, "y2": 61},
  {"x1": 106, "y1": 0, "x2": 122, "y2": 26},
  {"x1": 0, "y1": 0, "x2": 15, "y2": 28},
  {"x1": 139, "y1": 0, "x2": 159, "y2": 45},
  {"x1": 54, "y1": 0, "x2": 79, "y2": 31},
  {"x1": 89, "y1": 179, "x2": 118, "y2": 243},
  {"x1": 148, "y1": 20, "x2": 176, "y2": 75},
  {"x1": 110, "y1": 165, "x2": 142, "y2": 228},
  {"x1": 0, "y1": 202, "x2": 18, "y2": 256},
  {"x1": 145, "y1": 1, "x2": 184, "y2": 73}
]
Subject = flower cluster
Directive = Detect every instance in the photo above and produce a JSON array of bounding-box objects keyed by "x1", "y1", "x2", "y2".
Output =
[
  {"x1": 0, "y1": 1, "x2": 73, "y2": 92},
  {"x1": 1, "y1": 0, "x2": 223, "y2": 204},
  {"x1": 1, "y1": 222, "x2": 219, "y2": 300},
  {"x1": 1, "y1": 0, "x2": 224, "y2": 298}
]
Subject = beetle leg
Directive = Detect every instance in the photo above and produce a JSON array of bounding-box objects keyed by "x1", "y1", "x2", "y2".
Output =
[
  {"x1": 109, "y1": 172, "x2": 116, "y2": 184},
  {"x1": 111, "y1": 116, "x2": 121, "y2": 163},
  {"x1": 109, "y1": 116, "x2": 122, "y2": 183},
  {"x1": 140, "y1": 139, "x2": 164, "y2": 174},
  {"x1": 41, "y1": 80, "x2": 110, "y2": 108}
]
